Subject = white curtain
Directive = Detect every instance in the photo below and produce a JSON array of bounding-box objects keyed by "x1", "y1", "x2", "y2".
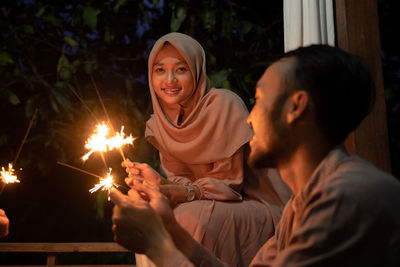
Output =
[{"x1": 284, "y1": 0, "x2": 335, "y2": 52}]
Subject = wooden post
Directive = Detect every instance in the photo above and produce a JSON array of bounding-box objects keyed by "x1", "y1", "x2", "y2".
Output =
[
  {"x1": 46, "y1": 252, "x2": 57, "y2": 266},
  {"x1": 334, "y1": 0, "x2": 391, "y2": 172}
]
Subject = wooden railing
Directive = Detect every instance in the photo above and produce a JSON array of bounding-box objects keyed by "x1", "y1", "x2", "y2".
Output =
[{"x1": 0, "y1": 242, "x2": 136, "y2": 267}]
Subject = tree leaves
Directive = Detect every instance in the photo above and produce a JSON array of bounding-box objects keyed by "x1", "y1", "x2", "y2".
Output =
[
  {"x1": 57, "y1": 55, "x2": 72, "y2": 80},
  {"x1": 209, "y1": 69, "x2": 231, "y2": 89},
  {"x1": 0, "y1": 52, "x2": 14, "y2": 66},
  {"x1": 0, "y1": 0, "x2": 286, "y2": 245},
  {"x1": 114, "y1": 0, "x2": 128, "y2": 13},
  {"x1": 170, "y1": 6, "x2": 187, "y2": 32},
  {"x1": 82, "y1": 6, "x2": 98, "y2": 30},
  {"x1": 8, "y1": 92, "x2": 20, "y2": 105},
  {"x1": 64, "y1": 36, "x2": 79, "y2": 47}
]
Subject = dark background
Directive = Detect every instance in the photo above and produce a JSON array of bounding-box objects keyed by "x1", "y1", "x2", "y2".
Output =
[{"x1": 0, "y1": 0, "x2": 398, "y2": 264}]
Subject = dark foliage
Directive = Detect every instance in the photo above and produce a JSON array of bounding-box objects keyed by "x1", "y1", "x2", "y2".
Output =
[{"x1": 0, "y1": 0, "x2": 283, "y2": 257}]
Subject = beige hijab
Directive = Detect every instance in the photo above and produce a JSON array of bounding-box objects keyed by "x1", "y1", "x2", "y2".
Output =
[{"x1": 145, "y1": 32, "x2": 253, "y2": 164}]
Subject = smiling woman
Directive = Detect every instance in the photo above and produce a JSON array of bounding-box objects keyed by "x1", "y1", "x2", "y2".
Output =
[
  {"x1": 120, "y1": 32, "x2": 288, "y2": 267},
  {"x1": 151, "y1": 43, "x2": 195, "y2": 109}
]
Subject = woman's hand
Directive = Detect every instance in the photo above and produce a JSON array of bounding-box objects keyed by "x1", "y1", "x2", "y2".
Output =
[{"x1": 122, "y1": 159, "x2": 166, "y2": 186}]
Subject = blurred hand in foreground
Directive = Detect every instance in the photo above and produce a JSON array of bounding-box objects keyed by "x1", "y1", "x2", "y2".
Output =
[{"x1": 0, "y1": 208, "x2": 9, "y2": 238}]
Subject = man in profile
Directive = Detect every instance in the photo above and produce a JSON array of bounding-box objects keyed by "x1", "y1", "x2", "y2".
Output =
[{"x1": 110, "y1": 45, "x2": 400, "y2": 266}]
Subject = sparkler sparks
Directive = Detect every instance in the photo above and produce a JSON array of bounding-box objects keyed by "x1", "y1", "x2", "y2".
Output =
[
  {"x1": 0, "y1": 163, "x2": 20, "y2": 184},
  {"x1": 82, "y1": 123, "x2": 134, "y2": 161},
  {"x1": 89, "y1": 168, "x2": 118, "y2": 200}
]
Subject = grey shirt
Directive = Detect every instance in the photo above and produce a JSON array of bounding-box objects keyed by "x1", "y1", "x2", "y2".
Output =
[
  {"x1": 250, "y1": 146, "x2": 400, "y2": 267},
  {"x1": 188, "y1": 146, "x2": 400, "y2": 267}
]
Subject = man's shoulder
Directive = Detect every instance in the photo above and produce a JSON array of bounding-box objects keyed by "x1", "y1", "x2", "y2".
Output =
[
  {"x1": 319, "y1": 155, "x2": 400, "y2": 217},
  {"x1": 329, "y1": 155, "x2": 399, "y2": 191}
]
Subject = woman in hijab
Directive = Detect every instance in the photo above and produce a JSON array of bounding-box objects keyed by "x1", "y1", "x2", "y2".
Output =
[{"x1": 123, "y1": 32, "x2": 290, "y2": 267}]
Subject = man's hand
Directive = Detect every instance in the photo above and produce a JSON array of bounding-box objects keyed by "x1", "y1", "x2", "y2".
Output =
[
  {"x1": 110, "y1": 186, "x2": 183, "y2": 266},
  {"x1": 131, "y1": 181, "x2": 178, "y2": 230},
  {"x1": 122, "y1": 159, "x2": 165, "y2": 186},
  {"x1": 0, "y1": 209, "x2": 9, "y2": 238}
]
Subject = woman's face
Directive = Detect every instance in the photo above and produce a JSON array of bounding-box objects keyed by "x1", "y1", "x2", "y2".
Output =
[{"x1": 151, "y1": 44, "x2": 194, "y2": 105}]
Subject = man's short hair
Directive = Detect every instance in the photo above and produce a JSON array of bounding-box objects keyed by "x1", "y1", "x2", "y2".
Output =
[{"x1": 280, "y1": 45, "x2": 376, "y2": 145}]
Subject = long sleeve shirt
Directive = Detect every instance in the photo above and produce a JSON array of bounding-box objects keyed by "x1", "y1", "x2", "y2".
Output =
[{"x1": 182, "y1": 146, "x2": 400, "y2": 267}]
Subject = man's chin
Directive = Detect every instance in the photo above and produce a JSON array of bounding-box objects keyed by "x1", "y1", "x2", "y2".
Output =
[{"x1": 248, "y1": 151, "x2": 277, "y2": 169}]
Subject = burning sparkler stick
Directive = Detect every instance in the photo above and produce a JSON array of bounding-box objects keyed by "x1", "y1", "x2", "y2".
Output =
[
  {"x1": 89, "y1": 75, "x2": 128, "y2": 161},
  {"x1": 68, "y1": 84, "x2": 99, "y2": 123},
  {"x1": 0, "y1": 108, "x2": 38, "y2": 195},
  {"x1": 57, "y1": 161, "x2": 103, "y2": 179},
  {"x1": 0, "y1": 163, "x2": 20, "y2": 195},
  {"x1": 89, "y1": 168, "x2": 118, "y2": 200},
  {"x1": 13, "y1": 108, "x2": 38, "y2": 166},
  {"x1": 81, "y1": 122, "x2": 134, "y2": 162},
  {"x1": 57, "y1": 161, "x2": 129, "y2": 199}
]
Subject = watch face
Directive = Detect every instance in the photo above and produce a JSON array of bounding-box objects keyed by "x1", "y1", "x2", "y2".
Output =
[
  {"x1": 187, "y1": 192, "x2": 195, "y2": 201},
  {"x1": 186, "y1": 186, "x2": 195, "y2": 201}
]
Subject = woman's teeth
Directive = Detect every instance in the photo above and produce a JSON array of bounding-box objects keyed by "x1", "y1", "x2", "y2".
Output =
[{"x1": 162, "y1": 88, "x2": 180, "y2": 94}]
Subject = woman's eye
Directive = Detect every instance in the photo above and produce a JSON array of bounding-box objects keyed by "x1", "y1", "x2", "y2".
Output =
[
  {"x1": 177, "y1": 67, "x2": 187, "y2": 73},
  {"x1": 154, "y1": 68, "x2": 164, "y2": 73}
]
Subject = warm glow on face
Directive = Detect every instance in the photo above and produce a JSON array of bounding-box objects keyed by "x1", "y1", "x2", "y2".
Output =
[
  {"x1": 0, "y1": 163, "x2": 20, "y2": 184},
  {"x1": 82, "y1": 123, "x2": 134, "y2": 161},
  {"x1": 151, "y1": 45, "x2": 194, "y2": 105}
]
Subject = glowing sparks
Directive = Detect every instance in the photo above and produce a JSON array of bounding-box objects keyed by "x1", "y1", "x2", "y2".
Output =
[
  {"x1": 107, "y1": 126, "x2": 134, "y2": 150},
  {"x1": 89, "y1": 168, "x2": 118, "y2": 200},
  {"x1": 0, "y1": 163, "x2": 20, "y2": 184},
  {"x1": 82, "y1": 123, "x2": 134, "y2": 161}
]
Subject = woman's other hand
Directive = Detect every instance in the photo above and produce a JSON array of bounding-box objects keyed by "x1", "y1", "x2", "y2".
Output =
[{"x1": 122, "y1": 159, "x2": 165, "y2": 186}]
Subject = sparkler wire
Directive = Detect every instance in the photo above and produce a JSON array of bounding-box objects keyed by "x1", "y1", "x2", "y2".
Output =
[
  {"x1": 57, "y1": 161, "x2": 130, "y2": 192},
  {"x1": 0, "y1": 183, "x2": 5, "y2": 196},
  {"x1": 67, "y1": 84, "x2": 99, "y2": 123},
  {"x1": 90, "y1": 74, "x2": 127, "y2": 161},
  {"x1": 57, "y1": 161, "x2": 103, "y2": 179},
  {"x1": 13, "y1": 108, "x2": 38, "y2": 166}
]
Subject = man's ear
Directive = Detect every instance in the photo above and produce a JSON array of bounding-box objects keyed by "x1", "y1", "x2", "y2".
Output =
[{"x1": 286, "y1": 91, "x2": 309, "y2": 124}]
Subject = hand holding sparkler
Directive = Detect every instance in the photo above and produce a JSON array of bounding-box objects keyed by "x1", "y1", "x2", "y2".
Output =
[
  {"x1": 0, "y1": 208, "x2": 9, "y2": 238},
  {"x1": 121, "y1": 159, "x2": 165, "y2": 186},
  {"x1": 0, "y1": 108, "x2": 37, "y2": 196},
  {"x1": 110, "y1": 182, "x2": 175, "y2": 257}
]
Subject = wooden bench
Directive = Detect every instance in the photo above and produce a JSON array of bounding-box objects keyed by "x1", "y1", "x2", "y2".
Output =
[{"x1": 0, "y1": 242, "x2": 135, "y2": 266}]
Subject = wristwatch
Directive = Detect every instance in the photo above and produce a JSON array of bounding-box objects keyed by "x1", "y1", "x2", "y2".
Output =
[{"x1": 185, "y1": 185, "x2": 196, "y2": 202}]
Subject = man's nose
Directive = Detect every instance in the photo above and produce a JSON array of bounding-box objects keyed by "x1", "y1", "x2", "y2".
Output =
[{"x1": 246, "y1": 115, "x2": 252, "y2": 128}]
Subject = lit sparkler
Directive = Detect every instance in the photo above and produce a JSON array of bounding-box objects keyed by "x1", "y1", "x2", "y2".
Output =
[
  {"x1": 82, "y1": 122, "x2": 110, "y2": 161},
  {"x1": 82, "y1": 122, "x2": 134, "y2": 161},
  {"x1": 89, "y1": 168, "x2": 118, "y2": 200},
  {"x1": 57, "y1": 161, "x2": 128, "y2": 200},
  {"x1": 0, "y1": 163, "x2": 20, "y2": 184},
  {"x1": 0, "y1": 163, "x2": 20, "y2": 195}
]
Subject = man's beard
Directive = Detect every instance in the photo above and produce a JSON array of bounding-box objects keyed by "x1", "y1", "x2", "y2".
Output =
[
  {"x1": 248, "y1": 120, "x2": 289, "y2": 169},
  {"x1": 248, "y1": 146, "x2": 279, "y2": 169},
  {"x1": 248, "y1": 92, "x2": 290, "y2": 169}
]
